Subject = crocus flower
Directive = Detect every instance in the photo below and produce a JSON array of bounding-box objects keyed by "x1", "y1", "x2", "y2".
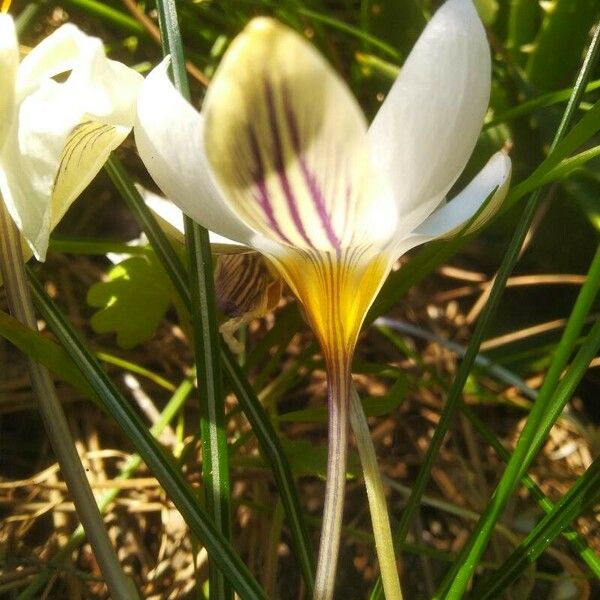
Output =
[
  {"x1": 134, "y1": 0, "x2": 511, "y2": 596},
  {"x1": 0, "y1": 13, "x2": 142, "y2": 261}
]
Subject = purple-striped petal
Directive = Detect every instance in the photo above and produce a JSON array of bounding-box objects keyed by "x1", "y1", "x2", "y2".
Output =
[{"x1": 202, "y1": 18, "x2": 397, "y2": 253}]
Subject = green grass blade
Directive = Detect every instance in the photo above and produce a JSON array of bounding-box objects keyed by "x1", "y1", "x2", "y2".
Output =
[
  {"x1": 433, "y1": 25, "x2": 600, "y2": 598},
  {"x1": 26, "y1": 268, "x2": 267, "y2": 600},
  {"x1": 507, "y1": 0, "x2": 541, "y2": 64},
  {"x1": 484, "y1": 78, "x2": 600, "y2": 130},
  {"x1": 295, "y1": 7, "x2": 401, "y2": 59},
  {"x1": 105, "y1": 156, "x2": 190, "y2": 303},
  {"x1": 507, "y1": 100, "x2": 600, "y2": 206},
  {"x1": 461, "y1": 405, "x2": 600, "y2": 579},
  {"x1": 0, "y1": 309, "x2": 96, "y2": 399},
  {"x1": 62, "y1": 0, "x2": 144, "y2": 34},
  {"x1": 108, "y1": 128, "x2": 315, "y2": 596},
  {"x1": 153, "y1": 1, "x2": 232, "y2": 596},
  {"x1": 526, "y1": 0, "x2": 599, "y2": 90},
  {"x1": 17, "y1": 376, "x2": 195, "y2": 599},
  {"x1": 369, "y1": 19, "x2": 600, "y2": 600},
  {"x1": 375, "y1": 316, "x2": 600, "y2": 577},
  {"x1": 437, "y1": 287, "x2": 600, "y2": 597},
  {"x1": 0, "y1": 204, "x2": 135, "y2": 600},
  {"x1": 475, "y1": 456, "x2": 600, "y2": 598},
  {"x1": 184, "y1": 218, "x2": 232, "y2": 600},
  {"x1": 220, "y1": 346, "x2": 316, "y2": 590}
]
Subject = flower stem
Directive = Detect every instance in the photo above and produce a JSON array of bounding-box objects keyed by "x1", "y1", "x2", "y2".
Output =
[
  {"x1": 314, "y1": 352, "x2": 351, "y2": 600},
  {"x1": 349, "y1": 386, "x2": 403, "y2": 600},
  {"x1": 0, "y1": 202, "x2": 135, "y2": 600}
]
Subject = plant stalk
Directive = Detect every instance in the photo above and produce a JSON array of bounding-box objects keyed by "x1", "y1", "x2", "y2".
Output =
[
  {"x1": 314, "y1": 351, "x2": 351, "y2": 600},
  {"x1": 0, "y1": 202, "x2": 134, "y2": 600},
  {"x1": 152, "y1": 1, "x2": 233, "y2": 595},
  {"x1": 184, "y1": 216, "x2": 232, "y2": 600},
  {"x1": 349, "y1": 387, "x2": 403, "y2": 600}
]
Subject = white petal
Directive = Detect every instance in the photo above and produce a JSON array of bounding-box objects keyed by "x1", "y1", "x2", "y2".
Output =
[
  {"x1": 16, "y1": 24, "x2": 89, "y2": 96},
  {"x1": 1, "y1": 31, "x2": 142, "y2": 260},
  {"x1": 0, "y1": 14, "x2": 18, "y2": 150},
  {"x1": 202, "y1": 17, "x2": 397, "y2": 252},
  {"x1": 411, "y1": 151, "x2": 511, "y2": 240},
  {"x1": 368, "y1": 0, "x2": 491, "y2": 233},
  {"x1": 139, "y1": 186, "x2": 251, "y2": 253},
  {"x1": 134, "y1": 59, "x2": 256, "y2": 247}
]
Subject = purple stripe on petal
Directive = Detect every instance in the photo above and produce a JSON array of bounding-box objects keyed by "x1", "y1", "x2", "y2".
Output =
[
  {"x1": 247, "y1": 126, "x2": 292, "y2": 245},
  {"x1": 282, "y1": 83, "x2": 341, "y2": 249},
  {"x1": 263, "y1": 79, "x2": 314, "y2": 248}
]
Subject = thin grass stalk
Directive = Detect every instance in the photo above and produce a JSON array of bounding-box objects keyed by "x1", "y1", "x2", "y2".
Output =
[
  {"x1": 26, "y1": 267, "x2": 268, "y2": 600},
  {"x1": 370, "y1": 18, "x2": 600, "y2": 600},
  {"x1": 376, "y1": 314, "x2": 600, "y2": 575},
  {"x1": 437, "y1": 50, "x2": 600, "y2": 600},
  {"x1": 475, "y1": 454, "x2": 600, "y2": 598},
  {"x1": 220, "y1": 344, "x2": 316, "y2": 591},
  {"x1": 349, "y1": 387, "x2": 402, "y2": 600},
  {"x1": 183, "y1": 218, "x2": 232, "y2": 600},
  {"x1": 153, "y1": 2, "x2": 233, "y2": 596},
  {"x1": 107, "y1": 154, "x2": 315, "y2": 594},
  {"x1": 62, "y1": 0, "x2": 144, "y2": 33},
  {"x1": 461, "y1": 404, "x2": 600, "y2": 578},
  {"x1": 105, "y1": 156, "x2": 189, "y2": 301},
  {"x1": 0, "y1": 203, "x2": 133, "y2": 600},
  {"x1": 18, "y1": 377, "x2": 195, "y2": 599}
]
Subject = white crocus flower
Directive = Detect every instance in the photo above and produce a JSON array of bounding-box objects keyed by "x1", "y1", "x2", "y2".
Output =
[
  {"x1": 134, "y1": 0, "x2": 511, "y2": 596},
  {"x1": 0, "y1": 14, "x2": 142, "y2": 261}
]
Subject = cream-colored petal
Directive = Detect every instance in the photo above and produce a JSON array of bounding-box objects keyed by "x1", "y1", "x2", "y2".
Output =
[
  {"x1": 368, "y1": 0, "x2": 491, "y2": 232},
  {"x1": 140, "y1": 186, "x2": 251, "y2": 253},
  {"x1": 1, "y1": 30, "x2": 142, "y2": 260},
  {"x1": 16, "y1": 23, "x2": 90, "y2": 96},
  {"x1": 134, "y1": 59, "x2": 256, "y2": 247},
  {"x1": 406, "y1": 151, "x2": 511, "y2": 244},
  {"x1": 203, "y1": 17, "x2": 397, "y2": 252},
  {"x1": 0, "y1": 14, "x2": 18, "y2": 150}
]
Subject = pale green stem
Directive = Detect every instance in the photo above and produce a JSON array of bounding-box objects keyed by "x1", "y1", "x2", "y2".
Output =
[
  {"x1": 314, "y1": 353, "x2": 351, "y2": 600},
  {"x1": 0, "y1": 202, "x2": 135, "y2": 600},
  {"x1": 349, "y1": 386, "x2": 403, "y2": 600}
]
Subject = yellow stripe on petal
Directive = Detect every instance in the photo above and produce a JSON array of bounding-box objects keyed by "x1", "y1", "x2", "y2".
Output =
[
  {"x1": 51, "y1": 120, "x2": 130, "y2": 230},
  {"x1": 203, "y1": 18, "x2": 396, "y2": 253},
  {"x1": 271, "y1": 247, "x2": 391, "y2": 359}
]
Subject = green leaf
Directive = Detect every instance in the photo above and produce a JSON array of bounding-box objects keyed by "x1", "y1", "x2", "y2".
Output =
[
  {"x1": 526, "y1": 0, "x2": 599, "y2": 90},
  {"x1": 87, "y1": 254, "x2": 172, "y2": 349},
  {"x1": 510, "y1": 144, "x2": 600, "y2": 202},
  {"x1": 507, "y1": 0, "x2": 542, "y2": 63}
]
